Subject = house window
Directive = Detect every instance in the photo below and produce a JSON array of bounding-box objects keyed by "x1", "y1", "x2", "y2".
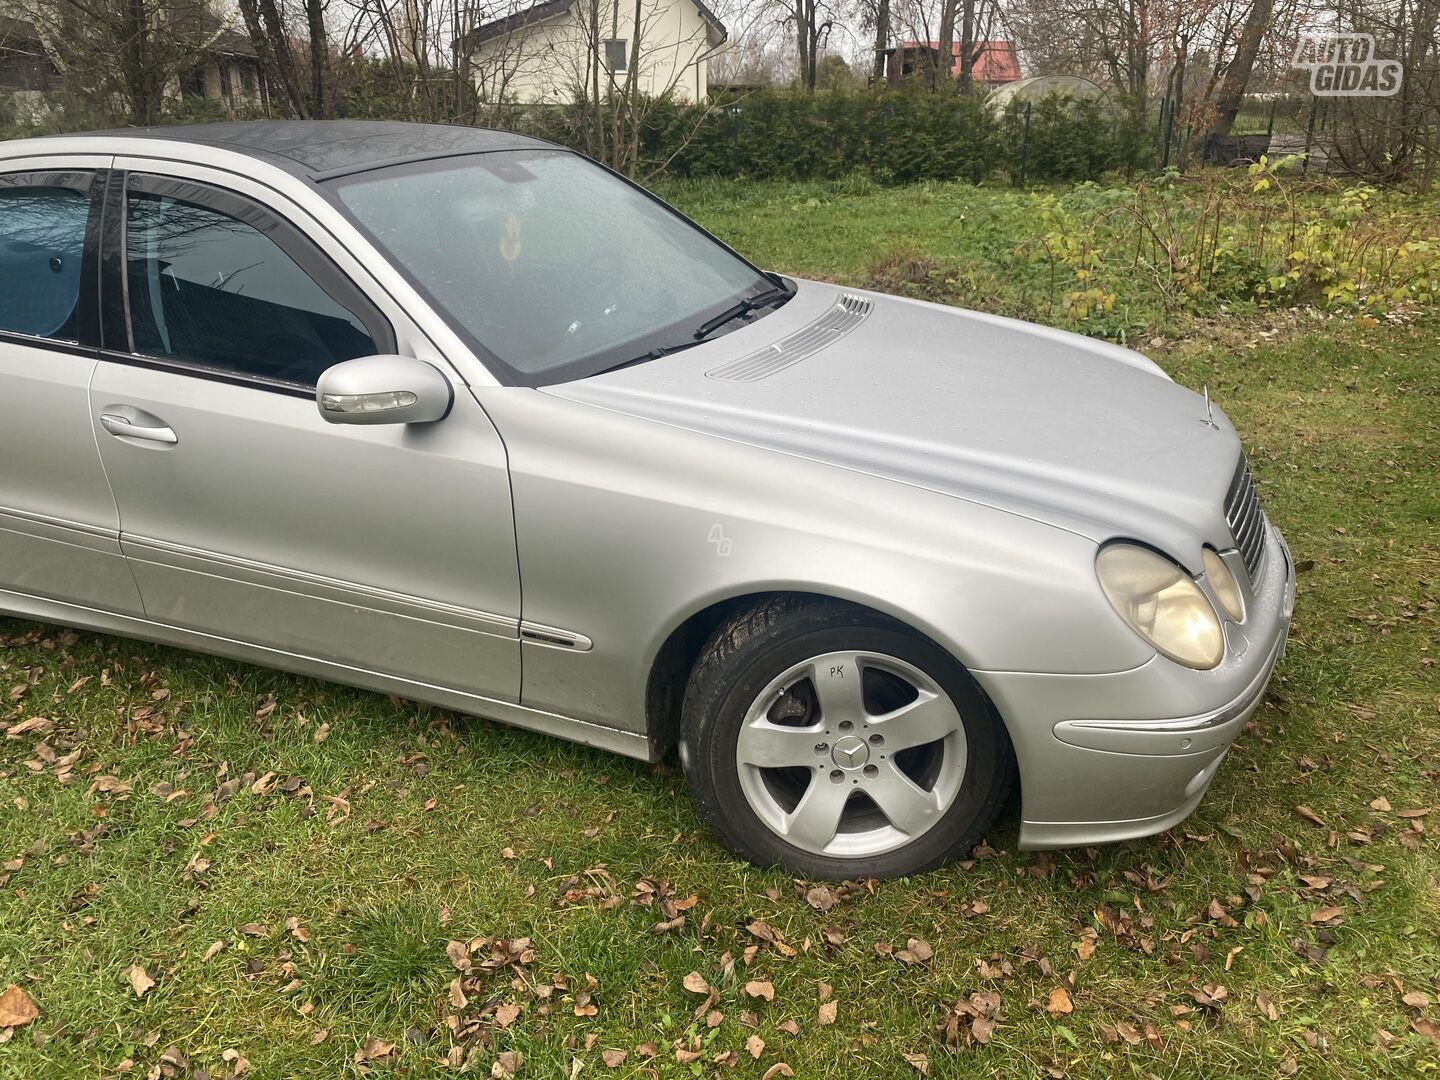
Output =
[
  {"x1": 603, "y1": 39, "x2": 627, "y2": 72},
  {"x1": 180, "y1": 66, "x2": 206, "y2": 97}
]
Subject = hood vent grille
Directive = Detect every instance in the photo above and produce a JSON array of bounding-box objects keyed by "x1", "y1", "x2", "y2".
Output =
[{"x1": 705, "y1": 293, "x2": 873, "y2": 383}]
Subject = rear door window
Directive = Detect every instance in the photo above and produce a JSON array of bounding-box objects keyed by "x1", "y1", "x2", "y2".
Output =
[{"x1": 0, "y1": 174, "x2": 92, "y2": 341}]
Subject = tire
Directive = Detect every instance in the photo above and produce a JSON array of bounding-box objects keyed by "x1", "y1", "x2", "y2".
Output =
[{"x1": 679, "y1": 597, "x2": 1015, "y2": 880}]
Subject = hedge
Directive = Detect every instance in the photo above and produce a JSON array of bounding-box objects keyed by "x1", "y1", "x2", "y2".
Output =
[{"x1": 506, "y1": 89, "x2": 1156, "y2": 185}]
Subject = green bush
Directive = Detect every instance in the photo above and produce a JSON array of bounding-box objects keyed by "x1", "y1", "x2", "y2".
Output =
[
  {"x1": 1, "y1": 81, "x2": 1155, "y2": 187},
  {"x1": 504, "y1": 88, "x2": 1152, "y2": 187}
]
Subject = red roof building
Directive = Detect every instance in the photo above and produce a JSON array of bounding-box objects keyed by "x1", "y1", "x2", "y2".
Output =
[{"x1": 879, "y1": 40, "x2": 1022, "y2": 88}]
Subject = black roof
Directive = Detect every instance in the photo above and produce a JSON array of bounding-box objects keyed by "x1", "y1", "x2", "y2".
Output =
[{"x1": 68, "y1": 120, "x2": 553, "y2": 180}]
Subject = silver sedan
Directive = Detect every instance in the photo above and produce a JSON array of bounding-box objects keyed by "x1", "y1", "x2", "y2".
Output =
[{"x1": 0, "y1": 121, "x2": 1294, "y2": 879}]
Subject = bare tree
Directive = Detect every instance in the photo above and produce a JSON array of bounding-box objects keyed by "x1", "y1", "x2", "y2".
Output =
[
  {"x1": 1324, "y1": 0, "x2": 1440, "y2": 183},
  {"x1": 242, "y1": 0, "x2": 311, "y2": 116},
  {"x1": 6, "y1": 0, "x2": 231, "y2": 123},
  {"x1": 872, "y1": 0, "x2": 889, "y2": 79},
  {"x1": 566, "y1": 0, "x2": 724, "y2": 169},
  {"x1": 306, "y1": 0, "x2": 330, "y2": 114},
  {"x1": 1207, "y1": 0, "x2": 1272, "y2": 135},
  {"x1": 792, "y1": 0, "x2": 836, "y2": 89}
]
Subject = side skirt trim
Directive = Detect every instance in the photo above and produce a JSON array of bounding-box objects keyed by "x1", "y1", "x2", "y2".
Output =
[
  {"x1": 121, "y1": 533, "x2": 518, "y2": 638},
  {"x1": 0, "y1": 504, "x2": 118, "y2": 553}
]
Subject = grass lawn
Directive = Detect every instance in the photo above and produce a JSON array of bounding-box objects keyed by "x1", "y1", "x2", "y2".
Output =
[{"x1": 2, "y1": 177, "x2": 1438, "y2": 1079}]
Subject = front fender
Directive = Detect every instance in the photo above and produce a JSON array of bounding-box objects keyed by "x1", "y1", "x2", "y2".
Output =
[{"x1": 480, "y1": 388, "x2": 1150, "y2": 737}]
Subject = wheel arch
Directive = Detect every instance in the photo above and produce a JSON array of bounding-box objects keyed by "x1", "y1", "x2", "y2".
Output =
[{"x1": 644, "y1": 588, "x2": 1007, "y2": 762}]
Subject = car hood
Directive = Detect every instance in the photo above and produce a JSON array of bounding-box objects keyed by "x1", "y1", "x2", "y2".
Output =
[{"x1": 546, "y1": 280, "x2": 1243, "y2": 568}]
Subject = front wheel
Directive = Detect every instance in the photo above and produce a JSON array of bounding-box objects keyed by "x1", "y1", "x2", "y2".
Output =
[{"x1": 679, "y1": 598, "x2": 1015, "y2": 880}]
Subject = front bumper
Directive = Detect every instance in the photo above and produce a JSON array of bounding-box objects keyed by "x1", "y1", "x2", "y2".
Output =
[{"x1": 975, "y1": 521, "x2": 1296, "y2": 850}]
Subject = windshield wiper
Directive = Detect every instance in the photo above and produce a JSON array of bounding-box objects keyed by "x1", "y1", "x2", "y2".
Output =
[
  {"x1": 692, "y1": 285, "x2": 790, "y2": 342},
  {"x1": 594, "y1": 339, "x2": 702, "y2": 376},
  {"x1": 591, "y1": 283, "x2": 792, "y2": 377}
]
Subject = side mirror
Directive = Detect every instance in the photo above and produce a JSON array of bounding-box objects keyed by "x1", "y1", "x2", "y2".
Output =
[{"x1": 316, "y1": 355, "x2": 454, "y2": 426}]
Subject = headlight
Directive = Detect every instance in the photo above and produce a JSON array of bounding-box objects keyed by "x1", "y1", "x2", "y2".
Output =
[
  {"x1": 1202, "y1": 547, "x2": 1245, "y2": 622},
  {"x1": 1096, "y1": 543, "x2": 1224, "y2": 669}
]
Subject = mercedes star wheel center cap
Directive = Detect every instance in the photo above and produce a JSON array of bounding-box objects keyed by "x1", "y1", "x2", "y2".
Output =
[{"x1": 830, "y1": 734, "x2": 869, "y2": 770}]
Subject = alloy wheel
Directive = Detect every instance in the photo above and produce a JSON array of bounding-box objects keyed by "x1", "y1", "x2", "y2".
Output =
[{"x1": 733, "y1": 650, "x2": 969, "y2": 858}]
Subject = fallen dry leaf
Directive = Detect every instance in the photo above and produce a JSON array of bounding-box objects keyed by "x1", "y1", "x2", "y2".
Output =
[
  {"x1": 1369, "y1": 796, "x2": 1392, "y2": 812},
  {"x1": 1256, "y1": 993, "x2": 1280, "y2": 1021},
  {"x1": 1411, "y1": 1017, "x2": 1440, "y2": 1040},
  {"x1": 1294, "y1": 805, "x2": 1327, "y2": 827},
  {"x1": 817, "y1": 1000, "x2": 837, "y2": 1025},
  {"x1": 601, "y1": 1048, "x2": 627, "y2": 1068},
  {"x1": 939, "y1": 991, "x2": 1002, "y2": 1047},
  {"x1": 126, "y1": 964, "x2": 155, "y2": 998},
  {"x1": 221, "y1": 1048, "x2": 250, "y2": 1075},
  {"x1": 761, "y1": 1064, "x2": 795, "y2": 1080},
  {"x1": 896, "y1": 938, "x2": 934, "y2": 964},
  {"x1": 744, "y1": 980, "x2": 775, "y2": 1002},
  {"x1": 804, "y1": 885, "x2": 840, "y2": 913},
  {"x1": 682, "y1": 971, "x2": 711, "y2": 995},
  {"x1": 1309, "y1": 906, "x2": 1345, "y2": 925},
  {"x1": 902, "y1": 1051, "x2": 930, "y2": 1075},
  {"x1": 491, "y1": 1049, "x2": 523, "y2": 1076},
  {"x1": 88, "y1": 775, "x2": 132, "y2": 796},
  {"x1": 1191, "y1": 983, "x2": 1228, "y2": 1010},
  {"x1": 354, "y1": 1036, "x2": 393, "y2": 1063},
  {"x1": 494, "y1": 1003, "x2": 521, "y2": 1028},
  {"x1": 1045, "y1": 988, "x2": 1073, "y2": 1016},
  {"x1": 1402, "y1": 990, "x2": 1432, "y2": 1009},
  {"x1": 0, "y1": 984, "x2": 39, "y2": 1028},
  {"x1": 446, "y1": 939, "x2": 471, "y2": 971},
  {"x1": 745, "y1": 1035, "x2": 765, "y2": 1059}
]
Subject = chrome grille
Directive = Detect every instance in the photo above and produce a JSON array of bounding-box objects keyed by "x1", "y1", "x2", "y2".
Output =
[
  {"x1": 705, "y1": 294, "x2": 872, "y2": 382},
  {"x1": 1224, "y1": 456, "x2": 1267, "y2": 581}
]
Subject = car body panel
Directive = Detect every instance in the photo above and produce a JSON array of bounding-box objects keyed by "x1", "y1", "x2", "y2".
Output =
[
  {"x1": 0, "y1": 152, "x2": 144, "y2": 617},
  {"x1": 0, "y1": 341, "x2": 145, "y2": 616},
  {"x1": 89, "y1": 150, "x2": 522, "y2": 700},
  {"x1": 92, "y1": 362, "x2": 523, "y2": 700},
  {"x1": 981, "y1": 522, "x2": 1295, "y2": 845},
  {"x1": 550, "y1": 279, "x2": 1241, "y2": 573},
  {"x1": 483, "y1": 381, "x2": 1151, "y2": 739}
]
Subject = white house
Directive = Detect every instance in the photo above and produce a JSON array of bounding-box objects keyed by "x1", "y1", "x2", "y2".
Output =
[{"x1": 461, "y1": 0, "x2": 726, "y2": 105}]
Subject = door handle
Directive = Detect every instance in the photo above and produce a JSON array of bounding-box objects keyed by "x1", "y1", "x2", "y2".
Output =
[{"x1": 100, "y1": 413, "x2": 178, "y2": 445}]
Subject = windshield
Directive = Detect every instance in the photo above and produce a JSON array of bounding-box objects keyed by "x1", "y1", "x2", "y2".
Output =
[{"x1": 326, "y1": 150, "x2": 778, "y2": 385}]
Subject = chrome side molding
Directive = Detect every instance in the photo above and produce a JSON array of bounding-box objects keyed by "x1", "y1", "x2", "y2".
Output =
[{"x1": 520, "y1": 621, "x2": 594, "y2": 651}]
